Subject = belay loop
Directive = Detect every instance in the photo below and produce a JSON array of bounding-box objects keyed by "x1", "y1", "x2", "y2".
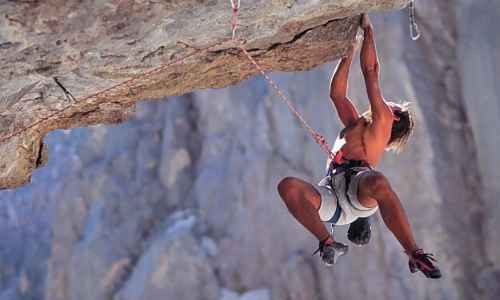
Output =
[{"x1": 408, "y1": 0, "x2": 420, "y2": 40}]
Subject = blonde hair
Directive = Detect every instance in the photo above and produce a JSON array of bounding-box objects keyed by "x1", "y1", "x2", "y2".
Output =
[{"x1": 362, "y1": 102, "x2": 415, "y2": 153}]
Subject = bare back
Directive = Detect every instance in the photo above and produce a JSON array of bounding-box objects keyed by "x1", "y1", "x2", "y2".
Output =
[{"x1": 337, "y1": 116, "x2": 392, "y2": 167}]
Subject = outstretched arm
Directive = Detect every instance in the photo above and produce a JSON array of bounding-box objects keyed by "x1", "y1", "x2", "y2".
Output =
[
  {"x1": 330, "y1": 50, "x2": 360, "y2": 127},
  {"x1": 360, "y1": 15, "x2": 393, "y2": 137}
]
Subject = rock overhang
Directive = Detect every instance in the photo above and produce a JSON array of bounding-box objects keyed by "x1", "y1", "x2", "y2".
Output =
[{"x1": 0, "y1": 0, "x2": 409, "y2": 189}]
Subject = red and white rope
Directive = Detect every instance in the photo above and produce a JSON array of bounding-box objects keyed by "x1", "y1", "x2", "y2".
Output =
[
  {"x1": 230, "y1": 1, "x2": 334, "y2": 159},
  {"x1": 1, "y1": 0, "x2": 334, "y2": 161},
  {"x1": 230, "y1": 0, "x2": 241, "y2": 40},
  {"x1": 238, "y1": 46, "x2": 334, "y2": 160}
]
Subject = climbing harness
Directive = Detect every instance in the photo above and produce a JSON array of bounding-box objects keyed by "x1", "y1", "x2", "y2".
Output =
[{"x1": 408, "y1": 0, "x2": 420, "y2": 40}]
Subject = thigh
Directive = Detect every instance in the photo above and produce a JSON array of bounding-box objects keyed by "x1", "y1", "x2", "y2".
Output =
[
  {"x1": 356, "y1": 172, "x2": 379, "y2": 209},
  {"x1": 278, "y1": 177, "x2": 322, "y2": 210}
]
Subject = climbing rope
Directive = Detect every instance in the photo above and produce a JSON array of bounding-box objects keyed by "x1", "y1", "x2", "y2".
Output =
[
  {"x1": 238, "y1": 46, "x2": 334, "y2": 159},
  {"x1": 230, "y1": 0, "x2": 335, "y2": 160},
  {"x1": 408, "y1": 0, "x2": 420, "y2": 40},
  {"x1": 230, "y1": 0, "x2": 241, "y2": 40},
  {"x1": 1, "y1": 0, "x2": 340, "y2": 161}
]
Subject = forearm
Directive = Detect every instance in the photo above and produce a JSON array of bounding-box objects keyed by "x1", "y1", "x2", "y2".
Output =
[
  {"x1": 329, "y1": 53, "x2": 359, "y2": 126},
  {"x1": 360, "y1": 25, "x2": 379, "y2": 75},
  {"x1": 330, "y1": 53, "x2": 354, "y2": 99},
  {"x1": 360, "y1": 24, "x2": 390, "y2": 116}
]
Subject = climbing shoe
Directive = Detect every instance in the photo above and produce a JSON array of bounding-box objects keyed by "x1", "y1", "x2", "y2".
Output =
[
  {"x1": 407, "y1": 249, "x2": 442, "y2": 279},
  {"x1": 347, "y1": 217, "x2": 372, "y2": 246},
  {"x1": 313, "y1": 239, "x2": 348, "y2": 266}
]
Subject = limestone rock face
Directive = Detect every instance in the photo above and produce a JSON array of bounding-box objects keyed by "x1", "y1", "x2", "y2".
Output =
[
  {"x1": 0, "y1": 0, "x2": 408, "y2": 189},
  {"x1": 1, "y1": 1, "x2": 500, "y2": 300},
  {"x1": 114, "y1": 213, "x2": 220, "y2": 300}
]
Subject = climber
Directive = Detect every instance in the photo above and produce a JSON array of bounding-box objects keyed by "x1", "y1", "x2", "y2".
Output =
[{"x1": 277, "y1": 14, "x2": 441, "y2": 279}]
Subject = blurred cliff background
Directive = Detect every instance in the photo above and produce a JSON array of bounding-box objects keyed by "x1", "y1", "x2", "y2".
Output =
[{"x1": 1, "y1": 1, "x2": 500, "y2": 300}]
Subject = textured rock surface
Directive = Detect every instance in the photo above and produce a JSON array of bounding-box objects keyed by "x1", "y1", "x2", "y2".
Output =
[
  {"x1": 114, "y1": 212, "x2": 220, "y2": 300},
  {"x1": 0, "y1": 0, "x2": 408, "y2": 189},
  {"x1": 1, "y1": 1, "x2": 500, "y2": 300}
]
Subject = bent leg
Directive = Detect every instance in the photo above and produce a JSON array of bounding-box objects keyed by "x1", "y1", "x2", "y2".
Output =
[
  {"x1": 277, "y1": 177, "x2": 332, "y2": 243},
  {"x1": 357, "y1": 171, "x2": 418, "y2": 252}
]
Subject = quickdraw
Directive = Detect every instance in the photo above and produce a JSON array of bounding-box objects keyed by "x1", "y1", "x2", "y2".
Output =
[{"x1": 409, "y1": 0, "x2": 421, "y2": 40}]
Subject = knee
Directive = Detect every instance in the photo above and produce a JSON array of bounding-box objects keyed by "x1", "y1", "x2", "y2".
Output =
[
  {"x1": 362, "y1": 171, "x2": 390, "y2": 194},
  {"x1": 277, "y1": 177, "x2": 300, "y2": 200}
]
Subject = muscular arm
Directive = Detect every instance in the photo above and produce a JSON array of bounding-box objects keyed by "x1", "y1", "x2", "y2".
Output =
[
  {"x1": 360, "y1": 18, "x2": 393, "y2": 141},
  {"x1": 361, "y1": 24, "x2": 392, "y2": 120},
  {"x1": 330, "y1": 51, "x2": 360, "y2": 127}
]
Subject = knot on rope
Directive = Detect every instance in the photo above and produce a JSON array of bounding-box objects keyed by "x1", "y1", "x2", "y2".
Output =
[{"x1": 313, "y1": 133, "x2": 326, "y2": 145}]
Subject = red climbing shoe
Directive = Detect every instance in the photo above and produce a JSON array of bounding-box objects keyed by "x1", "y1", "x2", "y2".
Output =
[{"x1": 407, "y1": 249, "x2": 442, "y2": 279}]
